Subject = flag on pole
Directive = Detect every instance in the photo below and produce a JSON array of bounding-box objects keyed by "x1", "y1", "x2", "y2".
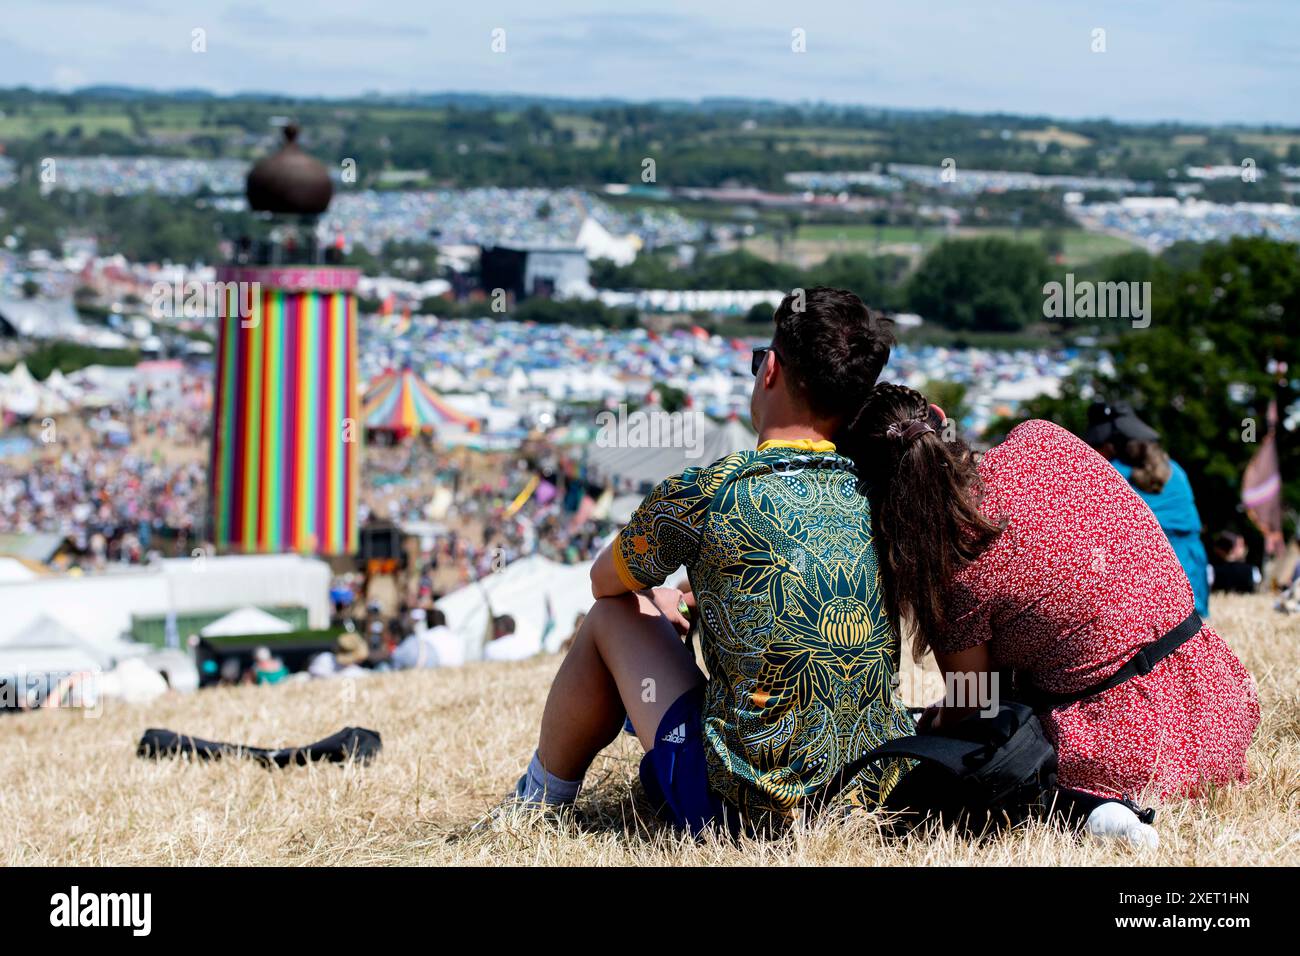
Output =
[
  {"x1": 568, "y1": 493, "x2": 596, "y2": 533},
  {"x1": 504, "y1": 474, "x2": 541, "y2": 518},
  {"x1": 1242, "y1": 399, "x2": 1283, "y2": 555}
]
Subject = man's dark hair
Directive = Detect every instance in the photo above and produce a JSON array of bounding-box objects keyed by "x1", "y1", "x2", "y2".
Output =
[
  {"x1": 771, "y1": 287, "x2": 894, "y2": 420},
  {"x1": 429, "y1": 608, "x2": 447, "y2": 628}
]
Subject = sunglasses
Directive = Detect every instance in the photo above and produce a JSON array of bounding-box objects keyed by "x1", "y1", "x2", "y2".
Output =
[{"x1": 751, "y1": 345, "x2": 780, "y2": 377}]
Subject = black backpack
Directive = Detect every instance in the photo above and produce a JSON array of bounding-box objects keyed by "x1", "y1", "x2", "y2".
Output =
[
  {"x1": 811, "y1": 701, "x2": 1058, "y2": 832},
  {"x1": 809, "y1": 609, "x2": 1203, "y2": 831}
]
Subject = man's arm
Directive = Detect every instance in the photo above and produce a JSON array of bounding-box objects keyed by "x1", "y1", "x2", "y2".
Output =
[
  {"x1": 590, "y1": 543, "x2": 692, "y2": 636},
  {"x1": 591, "y1": 541, "x2": 636, "y2": 599},
  {"x1": 591, "y1": 467, "x2": 706, "y2": 597}
]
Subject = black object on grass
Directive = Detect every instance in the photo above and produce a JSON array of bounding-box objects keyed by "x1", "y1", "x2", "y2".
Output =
[{"x1": 137, "y1": 726, "x2": 382, "y2": 768}]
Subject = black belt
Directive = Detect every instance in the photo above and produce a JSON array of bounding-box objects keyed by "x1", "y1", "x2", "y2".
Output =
[{"x1": 1020, "y1": 610, "x2": 1204, "y2": 711}]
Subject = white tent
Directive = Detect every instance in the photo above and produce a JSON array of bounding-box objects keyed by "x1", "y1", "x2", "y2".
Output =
[
  {"x1": 438, "y1": 392, "x2": 523, "y2": 435},
  {"x1": 505, "y1": 367, "x2": 529, "y2": 396},
  {"x1": 0, "y1": 557, "x2": 38, "y2": 583},
  {"x1": 425, "y1": 366, "x2": 469, "y2": 392},
  {"x1": 0, "y1": 615, "x2": 191, "y2": 708},
  {"x1": 587, "y1": 411, "x2": 756, "y2": 491},
  {"x1": 200, "y1": 606, "x2": 293, "y2": 637},
  {"x1": 140, "y1": 648, "x2": 199, "y2": 693},
  {"x1": 0, "y1": 362, "x2": 40, "y2": 417},
  {"x1": 576, "y1": 216, "x2": 639, "y2": 266},
  {"x1": 35, "y1": 387, "x2": 71, "y2": 417},
  {"x1": 46, "y1": 657, "x2": 172, "y2": 710},
  {"x1": 0, "y1": 645, "x2": 103, "y2": 682},
  {"x1": 0, "y1": 296, "x2": 81, "y2": 339},
  {"x1": 0, "y1": 614, "x2": 110, "y2": 681},
  {"x1": 43, "y1": 368, "x2": 83, "y2": 403},
  {"x1": 436, "y1": 555, "x2": 595, "y2": 664},
  {"x1": 67, "y1": 365, "x2": 136, "y2": 407}
]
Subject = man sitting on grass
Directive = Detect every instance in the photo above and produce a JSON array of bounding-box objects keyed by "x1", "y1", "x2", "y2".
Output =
[{"x1": 505, "y1": 288, "x2": 914, "y2": 835}]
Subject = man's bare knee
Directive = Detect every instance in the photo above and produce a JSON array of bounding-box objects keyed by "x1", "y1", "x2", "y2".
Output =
[
  {"x1": 585, "y1": 593, "x2": 691, "y2": 682},
  {"x1": 585, "y1": 592, "x2": 658, "y2": 641},
  {"x1": 571, "y1": 594, "x2": 624, "y2": 652}
]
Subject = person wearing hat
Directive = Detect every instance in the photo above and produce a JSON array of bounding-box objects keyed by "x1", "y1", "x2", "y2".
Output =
[
  {"x1": 334, "y1": 629, "x2": 369, "y2": 668},
  {"x1": 1085, "y1": 401, "x2": 1210, "y2": 617}
]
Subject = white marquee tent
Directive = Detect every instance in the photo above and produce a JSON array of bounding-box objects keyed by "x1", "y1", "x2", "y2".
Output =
[
  {"x1": 436, "y1": 554, "x2": 596, "y2": 663},
  {"x1": 0, "y1": 614, "x2": 111, "y2": 680},
  {"x1": 200, "y1": 606, "x2": 294, "y2": 638},
  {"x1": 586, "y1": 412, "x2": 756, "y2": 491}
]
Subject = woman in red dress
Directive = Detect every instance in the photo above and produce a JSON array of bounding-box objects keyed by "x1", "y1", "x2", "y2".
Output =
[{"x1": 841, "y1": 384, "x2": 1259, "y2": 803}]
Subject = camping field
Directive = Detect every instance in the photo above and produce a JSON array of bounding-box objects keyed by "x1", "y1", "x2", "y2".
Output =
[
  {"x1": 741, "y1": 225, "x2": 1142, "y2": 269},
  {"x1": 2, "y1": 594, "x2": 1296, "y2": 867}
]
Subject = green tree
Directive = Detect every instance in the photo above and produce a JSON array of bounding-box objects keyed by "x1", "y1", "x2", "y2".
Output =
[
  {"x1": 652, "y1": 382, "x2": 688, "y2": 413},
  {"x1": 906, "y1": 238, "x2": 1050, "y2": 331},
  {"x1": 805, "y1": 253, "x2": 908, "y2": 310},
  {"x1": 922, "y1": 379, "x2": 970, "y2": 429},
  {"x1": 1011, "y1": 237, "x2": 1300, "y2": 541}
]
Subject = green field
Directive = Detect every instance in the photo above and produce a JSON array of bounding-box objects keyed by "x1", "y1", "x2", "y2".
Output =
[
  {"x1": 791, "y1": 224, "x2": 1140, "y2": 265},
  {"x1": 0, "y1": 109, "x2": 133, "y2": 138}
]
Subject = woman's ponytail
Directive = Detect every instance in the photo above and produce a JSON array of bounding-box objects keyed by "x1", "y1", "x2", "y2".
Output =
[{"x1": 838, "y1": 383, "x2": 1003, "y2": 658}]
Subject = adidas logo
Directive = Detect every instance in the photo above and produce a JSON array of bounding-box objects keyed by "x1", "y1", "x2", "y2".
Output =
[{"x1": 661, "y1": 723, "x2": 687, "y2": 744}]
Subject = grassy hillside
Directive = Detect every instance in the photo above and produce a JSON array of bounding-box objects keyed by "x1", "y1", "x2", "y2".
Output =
[{"x1": 2, "y1": 594, "x2": 1295, "y2": 866}]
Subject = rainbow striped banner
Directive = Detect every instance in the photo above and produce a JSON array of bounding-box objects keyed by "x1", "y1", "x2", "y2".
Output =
[{"x1": 210, "y1": 272, "x2": 360, "y2": 556}]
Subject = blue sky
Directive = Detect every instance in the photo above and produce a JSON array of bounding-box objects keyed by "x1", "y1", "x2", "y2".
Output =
[{"x1": 0, "y1": 0, "x2": 1295, "y2": 125}]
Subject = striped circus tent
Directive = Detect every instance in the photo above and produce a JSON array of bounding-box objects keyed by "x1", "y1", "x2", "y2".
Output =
[{"x1": 363, "y1": 368, "x2": 479, "y2": 437}]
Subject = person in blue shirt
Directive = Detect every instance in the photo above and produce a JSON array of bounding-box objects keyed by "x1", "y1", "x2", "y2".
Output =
[{"x1": 1085, "y1": 401, "x2": 1210, "y2": 617}]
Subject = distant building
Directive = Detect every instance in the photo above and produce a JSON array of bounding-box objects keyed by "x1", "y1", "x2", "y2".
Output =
[{"x1": 479, "y1": 245, "x2": 592, "y2": 301}]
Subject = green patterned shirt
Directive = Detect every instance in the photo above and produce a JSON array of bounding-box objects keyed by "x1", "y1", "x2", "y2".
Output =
[{"x1": 613, "y1": 439, "x2": 914, "y2": 817}]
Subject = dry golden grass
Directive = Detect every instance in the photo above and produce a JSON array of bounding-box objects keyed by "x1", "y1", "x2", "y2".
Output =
[{"x1": 3, "y1": 594, "x2": 1296, "y2": 866}]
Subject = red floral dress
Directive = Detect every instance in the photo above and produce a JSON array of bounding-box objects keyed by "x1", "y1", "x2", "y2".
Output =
[{"x1": 935, "y1": 420, "x2": 1259, "y2": 801}]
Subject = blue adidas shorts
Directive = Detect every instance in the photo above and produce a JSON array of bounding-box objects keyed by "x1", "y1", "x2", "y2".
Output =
[{"x1": 638, "y1": 685, "x2": 739, "y2": 838}]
